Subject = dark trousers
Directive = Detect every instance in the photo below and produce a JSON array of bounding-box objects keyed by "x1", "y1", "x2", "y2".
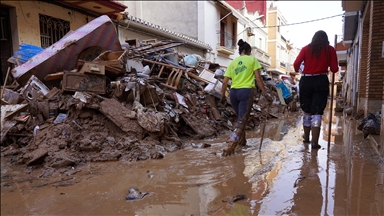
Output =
[
  {"x1": 299, "y1": 75, "x2": 329, "y2": 115},
  {"x1": 229, "y1": 88, "x2": 254, "y2": 128}
]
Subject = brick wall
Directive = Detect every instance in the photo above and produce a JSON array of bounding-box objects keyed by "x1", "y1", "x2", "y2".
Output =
[
  {"x1": 358, "y1": 16, "x2": 369, "y2": 98},
  {"x1": 367, "y1": 1, "x2": 384, "y2": 100},
  {"x1": 381, "y1": 84, "x2": 384, "y2": 150}
]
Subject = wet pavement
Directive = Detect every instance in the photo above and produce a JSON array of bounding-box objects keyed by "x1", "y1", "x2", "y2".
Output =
[{"x1": 1, "y1": 102, "x2": 384, "y2": 215}]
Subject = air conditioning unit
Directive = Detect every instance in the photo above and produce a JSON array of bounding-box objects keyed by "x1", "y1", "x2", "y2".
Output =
[{"x1": 246, "y1": 27, "x2": 255, "y2": 36}]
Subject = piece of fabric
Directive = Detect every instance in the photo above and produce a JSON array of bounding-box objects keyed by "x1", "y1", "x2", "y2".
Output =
[
  {"x1": 303, "y1": 112, "x2": 312, "y2": 127},
  {"x1": 229, "y1": 88, "x2": 253, "y2": 124},
  {"x1": 299, "y1": 75, "x2": 329, "y2": 115},
  {"x1": 224, "y1": 55, "x2": 262, "y2": 89},
  {"x1": 293, "y1": 45, "x2": 338, "y2": 74},
  {"x1": 311, "y1": 115, "x2": 322, "y2": 128}
]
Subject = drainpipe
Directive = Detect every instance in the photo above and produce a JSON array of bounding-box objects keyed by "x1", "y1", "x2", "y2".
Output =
[{"x1": 354, "y1": 10, "x2": 363, "y2": 110}]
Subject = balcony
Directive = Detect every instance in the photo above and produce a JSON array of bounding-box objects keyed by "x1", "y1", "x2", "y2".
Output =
[
  {"x1": 343, "y1": 11, "x2": 358, "y2": 41},
  {"x1": 57, "y1": 0, "x2": 127, "y2": 16},
  {"x1": 342, "y1": 0, "x2": 364, "y2": 12},
  {"x1": 251, "y1": 46, "x2": 271, "y2": 67},
  {"x1": 216, "y1": 30, "x2": 235, "y2": 55}
]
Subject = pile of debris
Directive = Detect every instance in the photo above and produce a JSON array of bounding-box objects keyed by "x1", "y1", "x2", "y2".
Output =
[{"x1": 1, "y1": 15, "x2": 287, "y2": 173}]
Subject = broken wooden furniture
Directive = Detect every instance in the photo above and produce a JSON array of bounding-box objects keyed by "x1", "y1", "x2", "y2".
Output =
[
  {"x1": 91, "y1": 50, "x2": 128, "y2": 79},
  {"x1": 62, "y1": 72, "x2": 106, "y2": 94},
  {"x1": 142, "y1": 59, "x2": 185, "y2": 90},
  {"x1": 160, "y1": 68, "x2": 183, "y2": 91}
]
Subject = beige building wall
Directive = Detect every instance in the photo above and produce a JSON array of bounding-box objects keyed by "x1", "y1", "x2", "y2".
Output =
[
  {"x1": 2, "y1": 1, "x2": 90, "y2": 50},
  {"x1": 267, "y1": 9, "x2": 277, "y2": 40},
  {"x1": 267, "y1": 9, "x2": 277, "y2": 69},
  {"x1": 267, "y1": 6, "x2": 294, "y2": 77},
  {"x1": 268, "y1": 42, "x2": 276, "y2": 68}
]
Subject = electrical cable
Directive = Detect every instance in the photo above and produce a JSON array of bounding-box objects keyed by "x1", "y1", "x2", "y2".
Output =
[
  {"x1": 263, "y1": 14, "x2": 343, "y2": 28},
  {"x1": 238, "y1": 13, "x2": 344, "y2": 36}
]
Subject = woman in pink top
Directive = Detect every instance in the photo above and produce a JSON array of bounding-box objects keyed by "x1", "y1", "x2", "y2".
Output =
[{"x1": 294, "y1": 30, "x2": 338, "y2": 149}]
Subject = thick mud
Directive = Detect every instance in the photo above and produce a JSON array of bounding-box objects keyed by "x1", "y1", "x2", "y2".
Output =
[{"x1": 1, "y1": 103, "x2": 383, "y2": 215}]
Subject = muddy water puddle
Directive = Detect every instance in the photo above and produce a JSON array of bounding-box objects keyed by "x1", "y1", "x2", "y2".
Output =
[{"x1": 1, "y1": 111, "x2": 384, "y2": 215}]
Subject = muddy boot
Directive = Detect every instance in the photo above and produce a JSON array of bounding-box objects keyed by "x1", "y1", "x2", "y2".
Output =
[
  {"x1": 238, "y1": 131, "x2": 246, "y2": 147},
  {"x1": 223, "y1": 141, "x2": 237, "y2": 156},
  {"x1": 311, "y1": 127, "x2": 321, "y2": 149},
  {"x1": 303, "y1": 126, "x2": 311, "y2": 143},
  {"x1": 223, "y1": 130, "x2": 240, "y2": 156}
]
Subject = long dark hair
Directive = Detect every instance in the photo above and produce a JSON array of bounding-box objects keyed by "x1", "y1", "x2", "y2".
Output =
[
  {"x1": 308, "y1": 30, "x2": 329, "y2": 59},
  {"x1": 238, "y1": 39, "x2": 251, "y2": 55}
]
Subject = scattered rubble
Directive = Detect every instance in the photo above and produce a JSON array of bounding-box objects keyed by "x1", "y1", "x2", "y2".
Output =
[
  {"x1": 1, "y1": 15, "x2": 293, "y2": 176},
  {"x1": 125, "y1": 187, "x2": 151, "y2": 201}
]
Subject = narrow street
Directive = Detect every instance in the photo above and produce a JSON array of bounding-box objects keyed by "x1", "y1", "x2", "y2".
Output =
[{"x1": 1, "y1": 100, "x2": 383, "y2": 215}]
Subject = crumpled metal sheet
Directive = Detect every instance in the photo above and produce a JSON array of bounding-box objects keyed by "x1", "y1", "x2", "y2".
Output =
[{"x1": 11, "y1": 15, "x2": 122, "y2": 86}]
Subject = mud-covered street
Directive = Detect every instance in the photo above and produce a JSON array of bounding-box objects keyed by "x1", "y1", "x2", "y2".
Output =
[
  {"x1": 1, "y1": 103, "x2": 383, "y2": 215},
  {"x1": 1, "y1": 0, "x2": 383, "y2": 215}
]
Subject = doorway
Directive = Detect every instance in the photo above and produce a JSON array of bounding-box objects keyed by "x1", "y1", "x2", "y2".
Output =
[{"x1": 0, "y1": 5, "x2": 13, "y2": 86}]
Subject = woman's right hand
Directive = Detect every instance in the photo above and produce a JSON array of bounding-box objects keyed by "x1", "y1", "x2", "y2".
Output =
[{"x1": 220, "y1": 95, "x2": 227, "y2": 105}]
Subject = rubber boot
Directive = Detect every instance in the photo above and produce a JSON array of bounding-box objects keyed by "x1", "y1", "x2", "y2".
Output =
[
  {"x1": 303, "y1": 126, "x2": 311, "y2": 143},
  {"x1": 223, "y1": 128, "x2": 241, "y2": 156},
  {"x1": 311, "y1": 127, "x2": 321, "y2": 149},
  {"x1": 238, "y1": 130, "x2": 246, "y2": 147}
]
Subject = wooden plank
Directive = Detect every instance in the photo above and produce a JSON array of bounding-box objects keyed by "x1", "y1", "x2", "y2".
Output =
[
  {"x1": 44, "y1": 72, "x2": 64, "y2": 81},
  {"x1": 143, "y1": 59, "x2": 185, "y2": 70}
]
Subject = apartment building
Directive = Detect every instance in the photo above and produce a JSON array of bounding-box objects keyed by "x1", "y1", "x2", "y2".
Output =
[
  {"x1": 342, "y1": 0, "x2": 384, "y2": 155},
  {"x1": 266, "y1": 2, "x2": 298, "y2": 79}
]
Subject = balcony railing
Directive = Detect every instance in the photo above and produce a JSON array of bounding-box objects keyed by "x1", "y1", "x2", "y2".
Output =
[
  {"x1": 251, "y1": 46, "x2": 271, "y2": 66},
  {"x1": 217, "y1": 30, "x2": 236, "y2": 49}
]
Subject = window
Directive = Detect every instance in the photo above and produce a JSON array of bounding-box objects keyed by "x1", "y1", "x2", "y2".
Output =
[
  {"x1": 218, "y1": 13, "x2": 236, "y2": 49},
  {"x1": 39, "y1": 14, "x2": 70, "y2": 48},
  {"x1": 232, "y1": 22, "x2": 237, "y2": 45},
  {"x1": 220, "y1": 21, "x2": 225, "y2": 47},
  {"x1": 277, "y1": 17, "x2": 281, "y2": 33}
]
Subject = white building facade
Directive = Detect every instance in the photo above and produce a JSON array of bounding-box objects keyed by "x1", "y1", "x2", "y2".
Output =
[{"x1": 121, "y1": 1, "x2": 270, "y2": 68}]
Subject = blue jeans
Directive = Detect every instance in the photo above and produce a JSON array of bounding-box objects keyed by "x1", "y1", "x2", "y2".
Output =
[{"x1": 229, "y1": 88, "x2": 253, "y2": 127}]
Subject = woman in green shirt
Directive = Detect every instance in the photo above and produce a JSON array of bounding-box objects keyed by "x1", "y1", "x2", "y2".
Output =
[{"x1": 221, "y1": 39, "x2": 272, "y2": 152}]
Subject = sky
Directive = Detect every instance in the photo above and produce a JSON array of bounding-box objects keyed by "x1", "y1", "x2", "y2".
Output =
[{"x1": 272, "y1": 1, "x2": 344, "y2": 48}]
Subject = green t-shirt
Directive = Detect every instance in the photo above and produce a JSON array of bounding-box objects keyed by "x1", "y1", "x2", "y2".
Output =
[{"x1": 224, "y1": 55, "x2": 262, "y2": 89}]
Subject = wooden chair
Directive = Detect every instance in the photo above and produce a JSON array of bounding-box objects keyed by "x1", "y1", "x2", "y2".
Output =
[{"x1": 160, "y1": 68, "x2": 183, "y2": 90}]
